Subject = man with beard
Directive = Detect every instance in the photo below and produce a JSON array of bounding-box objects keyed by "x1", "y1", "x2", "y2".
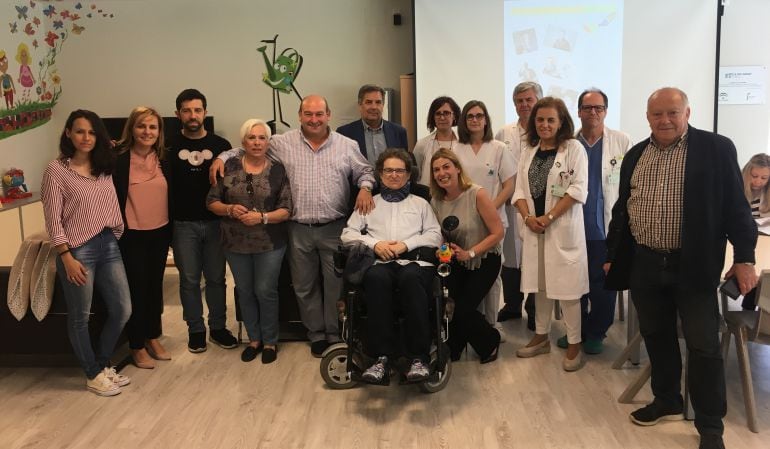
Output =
[{"x1": 168, "y1": 88, "x2": 238, "y2": 353}]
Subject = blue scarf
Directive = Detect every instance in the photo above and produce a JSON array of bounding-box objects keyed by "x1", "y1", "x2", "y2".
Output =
[{"x1": 380, "y1": 182, "x2": 411, "y2": 202}]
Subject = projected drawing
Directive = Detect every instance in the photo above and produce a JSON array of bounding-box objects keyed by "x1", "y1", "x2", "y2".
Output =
[
  {"x1": 513, "y1": 29, "x2": 538, "y2": 54},
  {"x1": 503, "y1": 0, "x2": 623, "y2": 127}
]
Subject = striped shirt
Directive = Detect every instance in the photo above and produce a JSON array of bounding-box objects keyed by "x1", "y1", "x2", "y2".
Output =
[
  {"x1": 41, "y1": 159, "x2": 124, "y2": 248},
  {"x1": 220, "y1": 128, "x2": 375, "y2": 224},
  {"x1": 750, "y1": 196, "x2": 761, "y2": 218},
  {"x1": 627, "y1": 135, "x2": 688, "y2": 251}
]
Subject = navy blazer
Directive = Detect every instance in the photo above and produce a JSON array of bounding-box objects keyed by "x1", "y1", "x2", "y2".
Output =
[
  {"x1": 605, "y1": 126, "x2": 757, "y2": 292},
  {"x1": 112, "y1": 148, "x2": 173, "y2": 232},
  {"x1": 336, "y1": 119, "x2": 409, "y2": 160}
]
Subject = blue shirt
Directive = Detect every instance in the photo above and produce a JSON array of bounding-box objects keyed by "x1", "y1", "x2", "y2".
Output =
[{"x1": 581, "y1": 136, "x2": 605, "y2": 240}]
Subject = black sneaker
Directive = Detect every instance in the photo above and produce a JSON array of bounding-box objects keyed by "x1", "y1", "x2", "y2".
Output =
[
  {"x1": 310, "y1": 340, "x2": 330, "y2": 358},
  {"x1": 630, "y1": 401, "x2": 684, "y2": 426},
  {"x1": 209, "y1": 328, "x2": 238, "y2": 349},
  {"x1": 188, "y1": 332, "x2": 207, "y2": 353},
  {"x1": 699, "y1": 434, "x2": 725, "y2": 449}
]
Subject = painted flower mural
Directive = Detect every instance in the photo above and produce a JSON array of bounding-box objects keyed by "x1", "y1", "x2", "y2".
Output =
[{"x1": 1, "y1": 1, "x2": 115, "y2": 139}]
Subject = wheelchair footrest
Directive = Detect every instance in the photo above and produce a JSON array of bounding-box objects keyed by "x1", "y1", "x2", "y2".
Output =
[{"x1": 351, "y1": 371, "x2": 390, "y2": 386}]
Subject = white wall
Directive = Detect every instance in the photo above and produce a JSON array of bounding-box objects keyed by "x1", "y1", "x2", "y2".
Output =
[
  {"x1": 718, "y1": 1, "x2": 770, "y2": 166},
  {"x1": 0, "y1": 0, "x2": 413, "y2": 189}
]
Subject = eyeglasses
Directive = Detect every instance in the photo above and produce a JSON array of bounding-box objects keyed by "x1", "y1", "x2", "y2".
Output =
[
  {"x1": 382, "y1": 168, "x2": 408, "y2": 175},
  {"x1": 434, "y1": 111, "x2": 453, "y2": 118},
  {"x1": 466, "y1": 113, "x2": 486, "y2": 121},
  {"x1": 580, "y1": 105, "x2": 606, "y2": 113}
]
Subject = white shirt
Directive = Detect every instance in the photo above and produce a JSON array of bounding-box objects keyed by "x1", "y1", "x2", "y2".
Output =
[
  {"x1": 453, "y1": 139, "x2": 515, "y2": 226},
  {"x1": 340, "y1": 193, "x2": 443, "y2": 267}
]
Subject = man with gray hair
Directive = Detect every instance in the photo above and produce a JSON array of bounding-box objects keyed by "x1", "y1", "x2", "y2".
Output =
[
  {"x1": 495, "y1": 81, "x2": 542, "y2": 330},
  {"x1": 605, "y1": 87, "x2": 757, "y2": 449},
  {"x1": 337, "y1": 84, "x2": 409, "y2": 164}
]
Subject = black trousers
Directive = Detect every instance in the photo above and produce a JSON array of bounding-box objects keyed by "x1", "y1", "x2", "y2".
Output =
[
  {"x1": 362, "y1": 262, "x2": 433, "y2": 362},
  {"x1": 119, "y1": 225, "x2": 171, "y2": 350},
  {"x1": 501, "y1": 266, "x2": 536, "y2": 315},
  {"x1": 630, "y1": 245, "x2": 725, "y2": 436},
  {"x1": 447, "y1": 254, "x2": 502, "y2": 359}
]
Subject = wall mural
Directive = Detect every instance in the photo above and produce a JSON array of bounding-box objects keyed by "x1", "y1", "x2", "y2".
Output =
[
  {"x1": 1, "y1": 1, "x2": 114, "y2": 140},
  {"x1": 258, "y1": 34, "x2": 303, "y2": 130}
]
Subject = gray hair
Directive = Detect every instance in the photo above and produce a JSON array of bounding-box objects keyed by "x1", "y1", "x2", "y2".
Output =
[
  {"x1": 239, "y1": 118, "x2": 272, "y2": 143},
  {"x1": 648, "y1": 87, "x2": 689, "y2": 108},
  {"x1": 513, "y1": 82, "x2": 543, "y2": 100}
]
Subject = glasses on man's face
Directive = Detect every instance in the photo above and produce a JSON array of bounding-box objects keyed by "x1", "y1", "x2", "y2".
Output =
[
  {"x1": 434, "y1": 111, "x2": 453, "y2": 118},
  {"x1": 382, "y1": 168, "x2": 408, "y2": 176},
  {"x1": 466, "y1": 113, "x2": 486, "y2": 122},
  {"x1": 580, "y1": 105, "x2": 606, "y2": 113}
]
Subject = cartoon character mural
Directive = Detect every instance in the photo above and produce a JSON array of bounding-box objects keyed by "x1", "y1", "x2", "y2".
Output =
[
  {"x1": 257, "y1": 34, "x2": 303, "y2": 130},
  {"x1": 1, "y1": 1, "x2": 115, "y2": 140}
]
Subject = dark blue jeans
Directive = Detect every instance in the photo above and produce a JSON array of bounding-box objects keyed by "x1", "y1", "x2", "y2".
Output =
[
  {"x1": 630, "y1": 245, "x2": 725, "y2": 436},
  {"x1": 172, "y1": 220, "x2": 227, "y2": 334},
  {"x1": 56, "y1": 229, "x2": 131, "y2": 379},
  {"x1": 580, "y1": 239, "x2": 617, "y2": 341}
]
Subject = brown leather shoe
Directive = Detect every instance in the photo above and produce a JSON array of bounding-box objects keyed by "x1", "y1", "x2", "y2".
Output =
[
  {"x1": 131, "y1": 348, "x2": 156, "y2": 369},
  {"x1": 146, "y1": 339, "x2": 171, "y2": 361}
]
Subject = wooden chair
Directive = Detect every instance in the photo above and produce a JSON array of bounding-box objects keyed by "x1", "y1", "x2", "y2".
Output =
[{"x1": 719, "y1": 269, "x2": 770, "y2": 433}]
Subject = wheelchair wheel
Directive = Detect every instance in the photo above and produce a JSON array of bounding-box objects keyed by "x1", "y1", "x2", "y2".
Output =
[
  {"x1": 419, "y1": 344, "x2": 452, "y2": 393},
  {"x1": 320, "y1": 347, "x2": 357, "y2": 390}
]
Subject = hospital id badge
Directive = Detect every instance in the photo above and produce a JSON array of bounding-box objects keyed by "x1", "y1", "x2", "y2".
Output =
[
  {"x1": 608, "y1": 172, "x2": 620, "y2": 185},
  {"x1": 551, "y1": 184, "x2": 566, "y2": 197}
]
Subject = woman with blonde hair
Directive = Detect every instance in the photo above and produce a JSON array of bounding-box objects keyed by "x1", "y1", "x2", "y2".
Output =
[
  {"x1": 113, "y1": 106, "x2": 173, "y2": 369},
  {"x1": 742, "y1": 153, "x2": 770, "y2": 218},
  {"x1": 430, "y1": 148, "x2": 504, "y2": 363}
]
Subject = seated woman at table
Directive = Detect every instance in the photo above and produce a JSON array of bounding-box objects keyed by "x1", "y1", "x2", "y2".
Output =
[
  {"x1": 740, "y1": 153, "x2": 770, "y2": 310},
  {"x1": 207, "y1": 119, "x2": 292, "y2": 364},
  {"x1": 429, "y1": 148, "x2": 504, "y2": 363},
  {"x1": 341, "y1": 148, "x2": 443, "y2": 383}
]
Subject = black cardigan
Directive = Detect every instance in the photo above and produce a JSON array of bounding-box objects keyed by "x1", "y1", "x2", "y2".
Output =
[
  {"x1": 112, "y1": 148, "x2": 173, "y2": 233},
  {"x1": 605, "y1": 126, "x2": 757, "y2": 291}
]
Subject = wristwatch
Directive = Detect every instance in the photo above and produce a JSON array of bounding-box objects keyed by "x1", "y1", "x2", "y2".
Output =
[
  {"x1": 547, "y1": 213, "x2": 555, "y2": 221},
  {"x1": 361, "y1": 185, "x2": 372, "y2": 192},
  {"x1": 468, "y1": 249, "x2": 476, "y2": 258}
]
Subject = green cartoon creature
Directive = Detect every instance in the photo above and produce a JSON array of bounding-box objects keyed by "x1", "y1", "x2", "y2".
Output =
[{"x1": 257, "y1": 35, "x2": 303, "y2": 130}]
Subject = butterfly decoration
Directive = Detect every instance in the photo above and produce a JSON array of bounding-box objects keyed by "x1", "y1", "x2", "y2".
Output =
[
  {"x1": 61, "y1": 10, "x2": 70, "y2": 19},
  {"x1": 43, "y1": 4, "x2": 55, "y2": 17},
  {"x1": 24, "y1": 23, "x2": 35, "y2": 35},
  {"x1": 44, "y1": 31, "x2": 58, "y2": 47},
  {"x1": 90, "y1": 4, "x2": 96, "y2": 9},
  {"x1": 53, "y1": 20, "x2": 63, "y2": 30},
  {"x1": 32, "y1": 39, "x2": 38, "y2": 49},
  {"x1": 9, "y1": 22, "x2": 18, "y2": 33},
  {"x1": 75, "y1": 2, "x2": 82, "y2": 9},
  {"x1": 86, "y1": 13, "x2": 91, "y2": 18},
  {"x1": 32, "y1": 16, "x2": 40, "y2": 26},
  {"x1": 70, "y1": 14, "x2": 80, "y2": 21},
  {"x1": 71, "y1": 24, "x2": 85, "y2": 35},
  {"x1": 15, "y1": 5, "x2": 28, "y2": 20}
]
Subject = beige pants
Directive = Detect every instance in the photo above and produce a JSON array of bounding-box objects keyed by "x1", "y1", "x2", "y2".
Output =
[{"x1": 534, "y1": 234, "x2": 581, "y2": 344}]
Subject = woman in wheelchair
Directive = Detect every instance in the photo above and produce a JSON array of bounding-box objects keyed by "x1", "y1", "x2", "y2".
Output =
[
  {"x1": 340, "y1": 148, "x2": 443, "y2": 384},
  {"x1": 429, "y1": 148, "x2": 504, "y2": 363}
]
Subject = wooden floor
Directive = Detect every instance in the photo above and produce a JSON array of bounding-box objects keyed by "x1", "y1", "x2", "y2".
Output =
[{"x1": 1, "y1": 270, "x2": 768, "y2": 449}]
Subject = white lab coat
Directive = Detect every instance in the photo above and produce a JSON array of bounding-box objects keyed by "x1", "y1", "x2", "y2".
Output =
[
  {"x1": 512, "y1": 138, "x2": 589, "y2": 299},
  {"x1": 576, "y1": 127, "x2": 632, "y2": 236},
  {"x1": 495, "y1": 122, "x2": 525, "y2": 267}
]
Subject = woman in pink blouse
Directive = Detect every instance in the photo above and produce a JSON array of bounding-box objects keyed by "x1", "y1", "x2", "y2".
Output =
[
  {"x1": 113, "y1": 106, "x2": 173, "y2": 369},
  {"x1": 41, "y1": 109, "x2": 132, "y2": 396}
]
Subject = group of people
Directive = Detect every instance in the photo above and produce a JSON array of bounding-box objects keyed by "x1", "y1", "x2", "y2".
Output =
[{"x1": 41, "y1": 81, "x2": 761, "y2": 449}]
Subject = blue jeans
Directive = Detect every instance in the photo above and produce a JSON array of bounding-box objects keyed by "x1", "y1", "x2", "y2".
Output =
[
  {"x1": 225, "y1": 246, "x2": 285, "y2": 345},
  {"x1": 172, "y1": 220, "x2": 227, "y2": 334},
  {"x1": 56, "y1": 229, "x2": 132, "y2": 379}
]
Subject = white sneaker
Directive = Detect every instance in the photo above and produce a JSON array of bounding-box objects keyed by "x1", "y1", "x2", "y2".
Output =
[
  {"x1": 86, "y1": 372, "x2": 121, "y2": 397},
  {"x1": 103, "y1": 367, "x2": 130, "y2": 387},
  {"x1": 494, "y1": 323, "x2": 507, "y2": 343}
]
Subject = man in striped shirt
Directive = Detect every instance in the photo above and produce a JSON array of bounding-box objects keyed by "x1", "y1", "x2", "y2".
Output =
[
  {"x1": 212, "y1": 95, "x2": 375, "y2": 357},
  {"x1": 605, "y1": 87, "x2": 758, "y2": 449}
]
